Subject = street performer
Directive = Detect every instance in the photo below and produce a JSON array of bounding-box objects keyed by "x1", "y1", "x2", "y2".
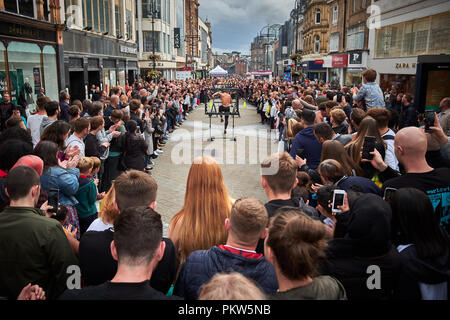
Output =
[{"x1": 212, "y1": 91, "x2": 232, "y2": 134}]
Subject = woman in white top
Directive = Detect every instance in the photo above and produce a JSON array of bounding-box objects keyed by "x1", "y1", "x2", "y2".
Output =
[{"x1": 87, "y1": 182, "x2": 118, "y2": 232}]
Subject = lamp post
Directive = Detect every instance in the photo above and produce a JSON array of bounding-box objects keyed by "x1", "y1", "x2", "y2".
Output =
[{"x1": 151, "y1": 0, "x2": 159, "y2": 71}]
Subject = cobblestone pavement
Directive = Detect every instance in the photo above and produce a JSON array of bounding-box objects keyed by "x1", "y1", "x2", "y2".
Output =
[{"x1": 150, "y1": 102, "x2": 280, "y2": 235}]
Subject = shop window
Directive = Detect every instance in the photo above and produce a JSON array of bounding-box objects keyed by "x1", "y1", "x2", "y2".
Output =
[
  {"x1": 0, "y1": 42, "x2": 6, "y2": 102},
  {"x1": 7, "y1": 42, "x2": 41, "y2": 111},
  {"x1": 42, "y1": 46, "x2": 58, "y2": 102}
]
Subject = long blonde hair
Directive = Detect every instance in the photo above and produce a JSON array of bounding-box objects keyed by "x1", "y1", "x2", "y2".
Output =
[
  {"x1": 98, "y1": 182, "x2": 119, "y2": 225},
  {"x1": 169, "y1": 156, "x2": 233, "y2": 265}
]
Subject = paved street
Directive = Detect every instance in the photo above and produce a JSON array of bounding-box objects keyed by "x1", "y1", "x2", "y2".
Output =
[{"x1": 151, "y1": 102, "x2": 280, "y2": 234}]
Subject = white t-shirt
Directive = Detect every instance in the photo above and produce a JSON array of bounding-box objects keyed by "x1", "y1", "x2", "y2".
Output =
[
  {"x1": 27, "y1": 114, "x2": 46, "y2": 147},
  {"x1": 86, "y1": 217, "x2": 113, "y2": 232},
  {"x1": 381, "y1": 128, "x2": 399, "y2": 171}
]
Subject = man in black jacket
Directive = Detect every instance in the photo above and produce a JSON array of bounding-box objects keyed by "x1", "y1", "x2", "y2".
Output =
[
  {"x1": 0, "y1": 93, "x2": 16, "y2": 132},
  {"x1": 59, "y1": 90, "x2": 71, "y2": 123}
]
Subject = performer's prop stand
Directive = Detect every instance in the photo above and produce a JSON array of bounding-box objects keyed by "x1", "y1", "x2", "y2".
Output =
[{"x1": 205, "y1": 85, "x2": 240, "y2": 142}]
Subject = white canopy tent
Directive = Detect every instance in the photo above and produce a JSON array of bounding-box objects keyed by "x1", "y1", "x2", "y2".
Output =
[{"x1": 209, "y1": 65, "x2": 228, "y2": 76}]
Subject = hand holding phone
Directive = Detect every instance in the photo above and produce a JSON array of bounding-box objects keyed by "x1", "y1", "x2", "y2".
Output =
[
  {"x1": 425, "y1": 111, "x2": 435, "y2": 133},
  {"x1": 47, "y1": 189, "x2": 59, "y2": 214},
  {"x1": 332, "y1": 190, "x2": 346, "y2": 214}
]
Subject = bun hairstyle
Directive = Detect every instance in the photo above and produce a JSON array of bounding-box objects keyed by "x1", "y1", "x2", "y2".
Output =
[{"x1": 267, "y1": 209, "x2": 327, "y2": 280}]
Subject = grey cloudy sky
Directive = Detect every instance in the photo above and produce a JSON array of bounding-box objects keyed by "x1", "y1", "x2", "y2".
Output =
[{"x1": 198, "y1": 0, "x2": 295, "y2": 55}]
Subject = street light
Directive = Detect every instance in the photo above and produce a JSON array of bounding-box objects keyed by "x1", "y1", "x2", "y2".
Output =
[
  {"x1": 150, "y1": 0, "x2": 159, "y2": 71},
  {"x1": 290, "y1": 0, "x2": 303, "y2": 54}
]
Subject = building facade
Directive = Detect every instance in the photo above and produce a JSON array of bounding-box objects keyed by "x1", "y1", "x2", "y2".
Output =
[
  {"x1": 301, "y1": 0, "x2": 329, "y2": 81},
  {"x1": 137, "y1": 0, "x2": 184, "y2": 81},
  {"x1": 0, "y1": 0, "x2": 64, "y2": 111},
  {"x1": 61, "y1": 0, "x2": 139, "y2": 101},
  {"x1": 368, "y1": 0, "x2": 450, "y2": 96},
  {"x1": 323, "y1": 0, "x2": 370, "y2": 87},
  {"x1": 250, "y1": 24, "x2": 280, "y2": 78},
  {"x1": 184, "y1": 0, "x2": 198, "y2": 69},
  {"x1": 196, "y1": 17, "x2": 212, "y2": 78}
]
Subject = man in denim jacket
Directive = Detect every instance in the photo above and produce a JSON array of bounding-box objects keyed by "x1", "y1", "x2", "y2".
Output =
[{"x1": 352, "y1": 69, "x2": 385, "y2": 109}]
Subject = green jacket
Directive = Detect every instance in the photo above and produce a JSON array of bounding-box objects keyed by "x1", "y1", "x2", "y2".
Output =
[
  {"x1": 74, "y1": 179, "x2": 98, "y2": 219},
  {"x1": 0, "y1": 206, "x2": 78, "y2": 300}
]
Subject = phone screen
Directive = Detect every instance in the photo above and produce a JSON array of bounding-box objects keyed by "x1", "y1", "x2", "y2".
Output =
[
  {"x1": 362, "y1": 136, "x2": 376, "y2": 160},
  {"x1": 333, "y1": 192, "x2": 345, "y2": 210},
  {"x1": 48, "y1": 189, "x2": 59, "y2": 213},
  {"x1": 425, "y1": 111, "x2": 435, "y2": 133}
]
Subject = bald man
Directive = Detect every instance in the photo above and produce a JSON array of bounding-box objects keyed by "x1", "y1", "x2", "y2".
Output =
[{"x1": 373, "y1": 126, "x2": 450, "y2": 233}]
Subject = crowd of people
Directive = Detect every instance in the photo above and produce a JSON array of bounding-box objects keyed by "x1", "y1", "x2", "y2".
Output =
[{"x1": 0, "y1": 68, "x2": 449, "y2": 301}]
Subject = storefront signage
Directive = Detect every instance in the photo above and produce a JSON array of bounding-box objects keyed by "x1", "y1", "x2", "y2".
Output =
[
  {"x1": 174, "y1": 28, "x2": 181, "y2": 49},
  {"x1": 332, "y1": 54, "x2": 348, "y2": 67},
  {"x1": 120, "y1": 45, "x2": 137, "y2": 54},
  {"x1": 349, "y1": 51, "x2": 363, "y2": 65},
  {"x1": 314, "y1": 60, "x2": 324, "y2": 65},
  {"x1": 395, "y1": 63, "x2": 417, "y2": 69},
  {"x1": 0, "y1": 22, "x2": 55, "y2": 42}
]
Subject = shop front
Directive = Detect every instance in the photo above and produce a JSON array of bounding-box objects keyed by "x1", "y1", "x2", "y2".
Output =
[
  {"x1": 63, "y1": 30, "x2": 138, "y2": 101},
  {"x1": 0, "y1": 15, "x2": 63, "y2": 112},
  {"x1": 324, "y1": 54, "x2": 348, "y2": 87},
  {"x1": 369, "y1": 56, "x2": 417, "y2": 96},
  {"x1": 301, "y1": 60, "x2": 326, "y2": 82},
  {"x1": 345, "y1": 51, "x2": 368, "y2": 86}
]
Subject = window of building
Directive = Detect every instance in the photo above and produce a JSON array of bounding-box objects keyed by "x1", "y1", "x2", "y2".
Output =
[
  {"x1": 330, "y1": 33, "x2": 339, "y2": 52},
  {"x1": 375, "y1": 12, "x2": 450, "y2": 58},
  {"x1": 362, "y1": 0, "x2": 367, "y2": 9},
  {"x1": 126, "y1": 10, "x2": 132, "y2": 39},
  {"x1": 333, "y1": 5, "x2": 338, "y2": 26},
  {"x1": 84, "y1": 0, "x2": 93, "y2": 29},
  {"x1": 353, "y1": 0, "x2": 357, "y2": 13},
  {"x1": 176, "y1": 0, "x2": 185, "y2": 57},
  {"x1": 314, "y1": 35, "x2": 320, "y2": 53},
  {"x1": 115, "y1": 1, "x2": 122, "y2": 37},
  {"x1": 143, "y1": 0, "x2": 161, "y2": 19},
  {"x1": 315, "y1": 9, "x2": 321, "y2": 24},
  {"x1": 5, "y1": 0, "x2": 35, "y2": 18},
  {"x1": 143, "y1": 31, "x2": 161, "y2": 52},
  {"x1": 347, "y1": 25, "x2": 365, "y2": 50}
]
